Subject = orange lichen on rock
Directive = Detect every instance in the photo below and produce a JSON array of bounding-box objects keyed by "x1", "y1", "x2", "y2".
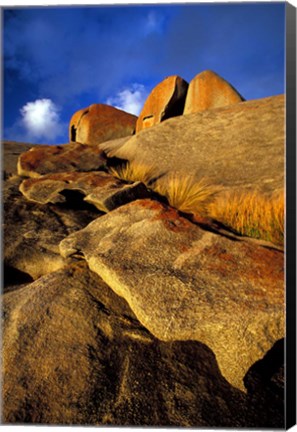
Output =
[
  {"x1": 184, "y1": 70, "x2": 244, "y2": 114},
  {"x1": 69, "y1": 104, "x2": 137, "y2": 145},
  {"x1": 136, "y1": 76, "x2": 188, "y2": 133}
]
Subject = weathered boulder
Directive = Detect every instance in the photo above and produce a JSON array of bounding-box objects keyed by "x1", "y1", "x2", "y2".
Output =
[
  {"x1": 3, "y1": 176, "x2": 100, "y2": 284},
  {"x1": 84, "y1": 181, "x2": 151, "y2": 212},
  {"x1": 17, "y1": 142, "x2": 106, "y2": 178},
  {"x1": 19, "y1": 171, "x2": 121, "y2": 205},
  {"x1": 136, "y1": 76, "x2": 188, "y2": 133},
  {"x1": 19, "y1": 172, "x2": 151, "y2": 212},
  {"x1": 101, "y1": 95, "x2": 284, "y2": 195},
  {"x1": 184, "y1": 70, "x2": 244, "y2": 114},
  {"x1": 60, "y1": 199, "x2": 284, "y2": 391},
  {"x1": 2, "y1": 262, "x2": 284, "y2": 427},
  {"x1": 69, "y1": 104, "x2": 137, "y2": 145}
]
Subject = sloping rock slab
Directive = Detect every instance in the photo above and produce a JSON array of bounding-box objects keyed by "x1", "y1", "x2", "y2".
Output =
[
  {"x1": 20, "y1": 171, "x2": 121, "y2": 205},
  {"x1": 136, "y1": 75, "x2": 188, "y2": 133},
  {"x1": 17, "y1": 142, "x2": 106, "y2": 178},
  {"x1": 1, "y1": 263, "x2": 240, "y2": 426},
  {"x1": 60, "y1": 199, "x2": 284, "y2": 391},
  {"x1": 101, "y1": 95, "x2": 284, "y2": 195},
  {"x1": 2, "y1": 262, "x2": 284, "y2": 427},
  {"x1": 184, "y1": 70, "x2": 244, "y2": 114},
  {"x1": 85, "y1": 180, "x2": 151, "y2": 212},
  {"x1": 69, "y1": 104, "x2": 137, "y2": 145},
  {"x1": 20, "y1": 172, "x2": 150, "y2": 212},
  {"x1": 3, "y1": 176, "x2": 101, "y2": 283}
]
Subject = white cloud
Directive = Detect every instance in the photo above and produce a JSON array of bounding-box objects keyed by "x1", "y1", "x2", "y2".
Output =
[
  {"x1": 20, "y1": 98, "x2": 64, "y2": 140},
  {"x1": 106, "y1": 84, "x2": 148, "y2": 116}
]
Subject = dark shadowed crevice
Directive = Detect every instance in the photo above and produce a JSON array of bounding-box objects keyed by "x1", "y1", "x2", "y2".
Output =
[
  {"x1": 161, "y1": 81, "x2": 189, "y2": 122},
  {"x1": 3, "y1": 264, "x2": 34, "y2": 290},
  {"x1": 58, "y1": 189, "x2": 103, "y2": 213},
  {"x1": 71, "y1": 125, "x2": 77, "y2": 142}
]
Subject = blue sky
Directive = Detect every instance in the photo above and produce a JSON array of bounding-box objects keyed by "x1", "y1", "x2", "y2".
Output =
[{"x1": 3, "y1": 2, "x2": 285, "y2": 144}]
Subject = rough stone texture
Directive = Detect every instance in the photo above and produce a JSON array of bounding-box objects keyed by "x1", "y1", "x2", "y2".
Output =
[
  {"x1": 85, "y1": 181, "x2": 151, "y2": 212},
  {"x1": 136, "y1": 76, "x2": 188, "y2": 133},
  {"x1": 17, "y1": 142, "x2": 106, "y2": 178},
  {"x1": 19, "y1": 171, "x2": 121, "y2": 205},
  {"x1": 69, "y1": 104, "x2": 137, "y2": 146},
  {"x1": 184, "y1": 70, "x2": 244, "y2": 114},
  {"x1": 2, "y1": 263, "x2": 284, "y2": 427},
  {"x1": 20, "y1": 172, "x2": 150, "y2": 212},
  {"x1": 101, "y1": 95, "x2": 284, "y2": 195},
  {"x1": 3, "y1": 176, "x2": 101, "y2": 284},
  {"x1": 3, "y1": 141, "x2": 35, "y2": 179},
  {"x1": 60, "y1": 199, "x2": 284, "y2": 391}
]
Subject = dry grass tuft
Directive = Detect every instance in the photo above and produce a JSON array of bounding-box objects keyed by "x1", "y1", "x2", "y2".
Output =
[
  {"x1": 209, "y1": 189, "x2": 284, "y2": 245},
  {"x1": 155, "y1": 173, "x2": 221, "y2": 216},
  {"x1": 109, "y1": 161, "x2": 158, "y2": 186}
]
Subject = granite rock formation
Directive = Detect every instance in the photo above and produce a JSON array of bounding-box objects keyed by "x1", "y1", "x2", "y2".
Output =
[
  {"x1": 184, "y1": 70, "x2": 244, "y2": 114},
  {"x1": 101, "y1": 94, "x2": 284, "y2": 195},
  {"x1": 69, "y1": 104, "x2": 137, "y2": 145},
  {"x1": 17, "y1": 141, "x2": 107, "y2": 178},
  {"x1": 60, "y1": 199, "x2": 284, "y2": 391},
  {"x1": 2, "y1": 87, "x2": 285, "y2": 427},
  {"x1": 136, "y1": 75, "x2": 188, "y2": 133}
]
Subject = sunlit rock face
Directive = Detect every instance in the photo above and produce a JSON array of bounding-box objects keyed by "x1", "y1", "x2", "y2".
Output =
[
  {"x1": 69, "y1": 104, "x2": 137, "y2": 145},
  {"x1": 184, "y1": 70, "x2": 244, "y2": 114},
  {"x1": 2, "y1": 262, "x2": 284, "y2": 427},
  {"x1": 60, "y1": 199, "x2": 284, "y2": 392},
  {"x1": 17, "y1": 142, "x2": 107, "y2": 178},
  {"x1": 19, "y1": 171, "x2": 150, "y2": 212},
  {"x1": 100, "y1": 94, "x2": 284, "y2": 197},
  {"x1": 136, "y1": 75, "x2": 188, "y2": 133},
  {"x1": 2, "y1": 84, "x2": 285, "y2": 428}
]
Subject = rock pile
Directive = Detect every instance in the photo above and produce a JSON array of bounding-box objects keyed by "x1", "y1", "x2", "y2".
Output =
[{"x1": 2, "y1": 72, "x2": 285, "y2": 427}]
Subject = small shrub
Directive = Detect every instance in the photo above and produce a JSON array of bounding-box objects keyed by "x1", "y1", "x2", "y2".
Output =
[
  {"x1": 155, "y1": 173, "x2": 221, "y2": 216},
  {"x1": 209, "y1": 189, "x2": 284, "y2": 245}
]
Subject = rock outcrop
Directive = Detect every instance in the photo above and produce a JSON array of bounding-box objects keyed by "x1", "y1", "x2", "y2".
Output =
[
  {"x1": 101, "y1": 94, "x2": 284, "y2": 195},
  {"x1": 60, "y1": 199, "x2": 284, "y2": 391},
  {"x1": 3, "y1": 175, "x2": 100, "y2": 284},
  {"x1": 184, "y1": 70, "x2": 244, "y2": 114},
  {"x1": 136, "y1": 76, "x2": 188, "y2": 133},
  {"x1": 69, "y1": 104, "x2": 137, "y2": 145},
  {"x1": 2, "y1": 262, "x2": 284, "y2": 427},
  {"x1": 17, "y1": 141, "x2": 106, "y2": 178},
  {"x1": 2, "y1": 88, "x2": 285, "y2": 427},
  {"x1": 20, "y1": 171, "x2": 151, "y2": 212}
]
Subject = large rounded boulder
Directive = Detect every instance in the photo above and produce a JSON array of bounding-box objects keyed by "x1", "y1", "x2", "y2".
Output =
[
  {"x1": 184, "y1": 70, "x2": 244, "y2": 114},
  {"x1": 69, "y1": 104, "x2": 137, "y2": 145},
  {"x1": 136, "y1": 75, "x2": 188, "y2": 133}
]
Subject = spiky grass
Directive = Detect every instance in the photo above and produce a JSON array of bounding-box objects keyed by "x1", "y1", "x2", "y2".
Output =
[
  {"x1": 109, "y1": 161, "x2": 157, "y2": 186},
  {"x1": 209, "y1": 189, "x2": 284, "y2": 245},
  {"x1": 155, "y1": 173, "x2": 221, "y2": 216}
]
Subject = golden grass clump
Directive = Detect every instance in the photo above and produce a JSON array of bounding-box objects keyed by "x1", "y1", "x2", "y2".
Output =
[
  {"x1": 109, "y1": 161, "x2": 157, "y2": 186},
  {"x1": 209, "y1": 189, "x2": 284, "y2": 245},
  {"x1": 155, "y1": 173, "x2": 221, "y2": 216}
]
